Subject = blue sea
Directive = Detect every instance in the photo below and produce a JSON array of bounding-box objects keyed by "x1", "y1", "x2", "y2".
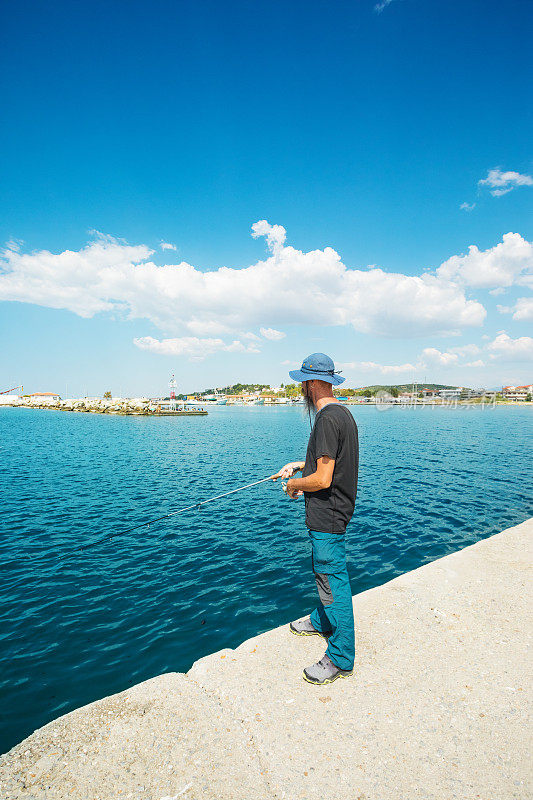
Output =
[{"x1": 1, "y1": 404, "x2": 532, "y2": 753}]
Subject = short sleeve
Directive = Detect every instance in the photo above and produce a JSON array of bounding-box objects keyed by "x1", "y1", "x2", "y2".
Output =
[{"x1": 314, "y1": 411, "x2": 339, "y2": 460}]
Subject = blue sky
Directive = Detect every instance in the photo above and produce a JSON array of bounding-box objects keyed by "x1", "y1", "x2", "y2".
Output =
[{"x1": 1, "y1": 0, "x2": 531, "y2": 396}]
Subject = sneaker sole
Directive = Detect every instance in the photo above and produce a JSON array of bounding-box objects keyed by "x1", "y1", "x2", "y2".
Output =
[
  {"x1": 290, "y1": 626, "x2": 326, "y2": 637},
  {"x1": 302, "y1": 669, "x2": 354, "y2": 686}
]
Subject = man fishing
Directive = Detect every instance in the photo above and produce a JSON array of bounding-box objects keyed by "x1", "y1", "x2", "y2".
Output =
[{"x1": 272, "y1": 353, "x2": 359, "y2": 685}]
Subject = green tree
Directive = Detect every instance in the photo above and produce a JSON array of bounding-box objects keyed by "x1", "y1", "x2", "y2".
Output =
[
  {"x1": 285, "y1": 383, "x2": 300, "y2": 398},
  {"x1": 390, "y1": 387, "x2": 399, "y2": 398},
  {"x1": 526, "y1": 393, "x2": 532, "y2": 402}
]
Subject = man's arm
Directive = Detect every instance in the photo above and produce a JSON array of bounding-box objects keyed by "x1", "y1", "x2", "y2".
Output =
[{"x1": 285, "y1": 456, "x2": 335, "y2": 498}]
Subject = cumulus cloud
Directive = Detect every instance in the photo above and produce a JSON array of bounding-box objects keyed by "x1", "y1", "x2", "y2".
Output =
[
  {"x1": 496, "y1": 298, "x2": 533, "y2": 321},
  {"x1": 0, "y1": 237, "x2": 153, "y2": 317},
  {"x1": 251, "y1": 220, "x2": 286, "y2": 252},
  {"x1": 133, "y1": 336, "x2": 260, "y2": 360},
  {"x1": 0, "y1": 222, "x2": 498, "y2": 361},
  {"x1": 419, "y1": 347, "x2": 459, "y2": 367},
  {"x1": 460, "y1": 202, "x2": 476, "y2": 211},
  {"x1": 508, "y1": 297, "x2": 533, "y2": 321},
  {"x1": 160, "y1": 241, "x2": 177, "y2": 251},
  {"x1": 437, "y1": 232, "x2": 533, "y2": 289},
  {"x1": 260, "y1": 327, "x2": 286, "y2": 341},
  {"x1": 479, "y1": 168, "x2": 533, "y2": 197},
  {"x1": 488, "y1": 333, "x2": 533, "y2": 361},
  {"x1": 341, "y1": 344, "x2": 490, "y2": 378}
]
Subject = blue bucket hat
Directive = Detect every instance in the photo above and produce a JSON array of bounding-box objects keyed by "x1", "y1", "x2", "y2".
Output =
[{"x1": 289, "y1": 353, "x2": 345, "y2": 386}]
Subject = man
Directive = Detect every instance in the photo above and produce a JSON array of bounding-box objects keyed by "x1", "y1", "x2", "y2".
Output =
[{"x1": 272, "y1": 353, "x2": 359, "y2": 685}]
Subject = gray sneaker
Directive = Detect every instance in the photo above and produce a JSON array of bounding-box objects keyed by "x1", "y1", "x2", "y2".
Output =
[
  {"x1": 303, "y1": 653, "x2": 354, "y2": 685},
  {"x1": 290, "y1": 617, "x2": 330, "y2": 638}
]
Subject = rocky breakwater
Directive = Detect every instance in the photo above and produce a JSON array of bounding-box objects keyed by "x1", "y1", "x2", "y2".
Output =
[
  {"x1": 15, "y1": 397, "x2": 153, "y2": 415},
  {"x1": 14, "y1": 397, "x2": 208, "y2": 416}
]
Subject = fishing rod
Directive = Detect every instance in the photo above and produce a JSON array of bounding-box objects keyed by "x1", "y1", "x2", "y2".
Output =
[
  {"x1": 64, "y1": 474, "x2": 277, "y2": 558},
  {"x1": 5, "y1": 470, "x2": 303, "y2": 593}
]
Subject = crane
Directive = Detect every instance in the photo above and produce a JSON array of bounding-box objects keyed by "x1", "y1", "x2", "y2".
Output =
[{"x1": 0, "y1": 385, "x2": 23, "y2": 395}]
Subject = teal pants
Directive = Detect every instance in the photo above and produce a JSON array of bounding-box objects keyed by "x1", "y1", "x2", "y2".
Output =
[{"x1": 308, "y1": 529, "x2": 355, "y2": 671}]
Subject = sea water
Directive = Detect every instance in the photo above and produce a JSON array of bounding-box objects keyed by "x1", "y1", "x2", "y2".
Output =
[{"x1": 1, "y1": 404, "x2": 531, "y2": 753}]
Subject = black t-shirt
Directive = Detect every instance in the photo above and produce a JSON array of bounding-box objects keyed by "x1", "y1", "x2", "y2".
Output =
[{"x1": 302, "y1": 403, "x2": 359, "y2": 534}]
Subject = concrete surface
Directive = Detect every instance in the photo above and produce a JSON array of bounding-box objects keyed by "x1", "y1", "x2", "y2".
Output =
[{"x1": 1, "y1": 518, "x2": 531, "y2": 800}]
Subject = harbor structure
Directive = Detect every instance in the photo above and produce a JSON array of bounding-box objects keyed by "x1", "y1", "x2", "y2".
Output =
[
  {"x1": 1, "y1": 518, "x2": 530, "y2": 799},
  {"x1": 168, "y1": 374, "x2": 178, "y2": 411},
  {"x1": 0, "y1": 394, "x2": 21, "y2": 406},
  {"x1": 28, "y1": 392, "x2": 61, "y2": 405},
  {"x1": 148, "y1": 374, "x2": 207, "y2": 416}
]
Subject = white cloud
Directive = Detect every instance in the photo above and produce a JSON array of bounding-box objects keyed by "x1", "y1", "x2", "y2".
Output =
[
  {"x1": 374, "y1": 0, "x2": 395, "y2": 11},
  {"x1": 0, "y1": 237, "x2": 153, "y2": 317},
  {"x1": 460, "y1": 202, "x2": 476, "y2": 211},
  {"x1": 160, "y1": 241, "x2": 177, "y2": 251},
  {"x1": 419, "y1": 347, "x2": 459, "y2": 367},
  {"x1": 341, "y1": 344, "x2": 489, "y2": 378},
  {"x1": 0, "y1": 223, "x2": 495, "y2": 352},
  {"x1": 133, "y1": 336, "x2": 260, "y2": 360},
  {"x1": 479, "y1": 168, "x2": 533, "y2": 197},
  {"x1": 340, "y1": 360, "x2": 417, "y2": 376},
  {"x1": 436, "y1": 232, "x2": 533, "y2": 289},
  {"x1": 260, "y1": 327, "x2": 286, "y2": 341},
  {"x1": 488, "y1": 333, "x2": 533, "y2": 361},
  {"x1": 251, "y1": 220, "x2": 286, "y2": 252},
  {"x1": 510, "y1": 297, "x2": 533, "y2": 321},
  {"x1": 448, "y1": 344, "x2": 481, "y2": 357},
  {"x1": 496, "y1": 297, "x2": 533, "y2": 321},
  {"x1": 489, "y1": 287, "x2": 506, "y2": 296}
]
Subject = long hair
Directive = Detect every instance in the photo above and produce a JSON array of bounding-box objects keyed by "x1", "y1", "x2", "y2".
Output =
[{"x1": 302, "y1": 382, "x2": 315, "y2": 431}]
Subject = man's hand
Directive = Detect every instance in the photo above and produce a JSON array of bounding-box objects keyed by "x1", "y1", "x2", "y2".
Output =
[
  {"x1": 281, "y1": 456, "x2": 335, "y2": 495},
  {"x1": 270, "y1": 461, "x2": 305, "y2": 481},
  {"x1": 285, "y1": 479, "x2": 304, "y2": 499}
]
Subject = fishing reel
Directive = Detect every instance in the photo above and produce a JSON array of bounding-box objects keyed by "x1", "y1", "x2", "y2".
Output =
[
  {"x1": 282, "y1": 480, "x2": 303, "y2": 498},
  {"x1": 281, "y1": 465, "x2": 303, "y2": 498}
]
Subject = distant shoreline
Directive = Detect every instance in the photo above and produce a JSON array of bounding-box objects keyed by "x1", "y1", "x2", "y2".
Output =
[{"x1": 1, "y1": 399, "x2": 530, "y2": 415}]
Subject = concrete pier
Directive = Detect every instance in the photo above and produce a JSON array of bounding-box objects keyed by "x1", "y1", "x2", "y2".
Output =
[{"x1": 1, "y1": 518, "x2": 531, "y2": 799}]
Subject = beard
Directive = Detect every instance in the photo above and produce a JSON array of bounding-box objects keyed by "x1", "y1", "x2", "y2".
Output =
[{"x1": 302, "y1": 384, "x2": 316, "y2": 417}]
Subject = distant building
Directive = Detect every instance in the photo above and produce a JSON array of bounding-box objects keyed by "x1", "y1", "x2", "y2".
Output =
[
  {"x1": 0, "y1": 394, "x2": 20, "y2": 406},
  {"x1": 438, "y1": 388, "x2": 462, "y2": 399},
  {"x1": 502, "y1": 385, "x2": 533, "y2": 401},
  {"x1": 29, "y1": 392, "x2": 61, "y2": 404}
]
